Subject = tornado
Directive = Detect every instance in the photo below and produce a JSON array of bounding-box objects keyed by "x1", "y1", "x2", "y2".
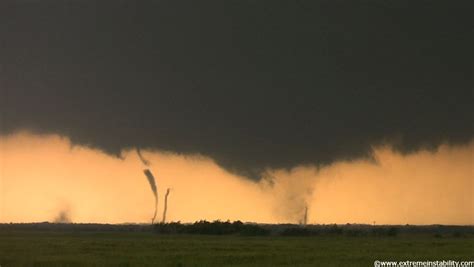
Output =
[
  {"x1": 136, "y1": 148, "x2": 158, "y2": 224},
  {"x1": 162, "y1": 188, "x2": 171, "y2": 223},
  {"x1": 143, "y1": 169, "x2": 158, "y2": 224},
  {"x1": 303, "y1": 205, "x2": 308, "y2": 225}
]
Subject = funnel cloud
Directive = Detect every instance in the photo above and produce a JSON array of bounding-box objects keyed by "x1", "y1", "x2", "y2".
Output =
[
  {"x1": 136, "y1": 148, "x2": 150, "y2": 167},
  {"x1": 143, "y1": 169, "x2": 158, "y2": 224}
]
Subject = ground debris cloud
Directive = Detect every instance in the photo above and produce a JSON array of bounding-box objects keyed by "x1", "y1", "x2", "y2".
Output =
[
  {"x1": 53, "y1": 209, "x2": 71, "y2": 224},
  {"x1": 262, "y1": 170, "x2": 316, "y2": 224}
]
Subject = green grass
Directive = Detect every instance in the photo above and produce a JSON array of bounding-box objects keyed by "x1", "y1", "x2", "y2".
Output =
[{"x1": 0, "y1": 231, "x2": 472, "y2": 266}]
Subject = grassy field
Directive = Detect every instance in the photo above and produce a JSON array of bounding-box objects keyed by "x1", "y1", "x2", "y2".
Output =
[{"x1": 0, "y1": 230, "x2": 472, "y2": 266}]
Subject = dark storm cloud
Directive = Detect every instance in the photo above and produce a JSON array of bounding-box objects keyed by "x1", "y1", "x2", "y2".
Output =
[{"x1": 1, "y1": 0, "x2": 472, "y2": 179}]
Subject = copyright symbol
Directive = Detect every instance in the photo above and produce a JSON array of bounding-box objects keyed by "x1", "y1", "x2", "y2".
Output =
[{"x1": 374, "y1": 260, "x2": 381, "y2": 267}]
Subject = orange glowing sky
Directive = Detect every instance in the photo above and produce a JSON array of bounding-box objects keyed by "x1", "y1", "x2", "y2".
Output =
[{"x1": 0, "y1": 132, "x2": 472, "y2": 225}]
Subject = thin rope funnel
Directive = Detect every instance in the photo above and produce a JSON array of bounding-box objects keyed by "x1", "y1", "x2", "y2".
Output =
[
  {"x1": 303, "y1": 205, "x2": 308, "y2": 225},
  {"x1": 162, "y1": 188, "x2": 171, "y2": 224}
]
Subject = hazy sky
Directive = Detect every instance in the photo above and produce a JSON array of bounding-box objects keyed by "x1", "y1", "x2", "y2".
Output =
[{"x1": 0, "y1": 0, "x2": 472, "y2": 224}]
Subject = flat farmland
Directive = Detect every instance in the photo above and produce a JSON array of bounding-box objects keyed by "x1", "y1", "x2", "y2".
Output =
[{"x1": 0, "y1": 229, "x2": 472, "y2": 266}]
